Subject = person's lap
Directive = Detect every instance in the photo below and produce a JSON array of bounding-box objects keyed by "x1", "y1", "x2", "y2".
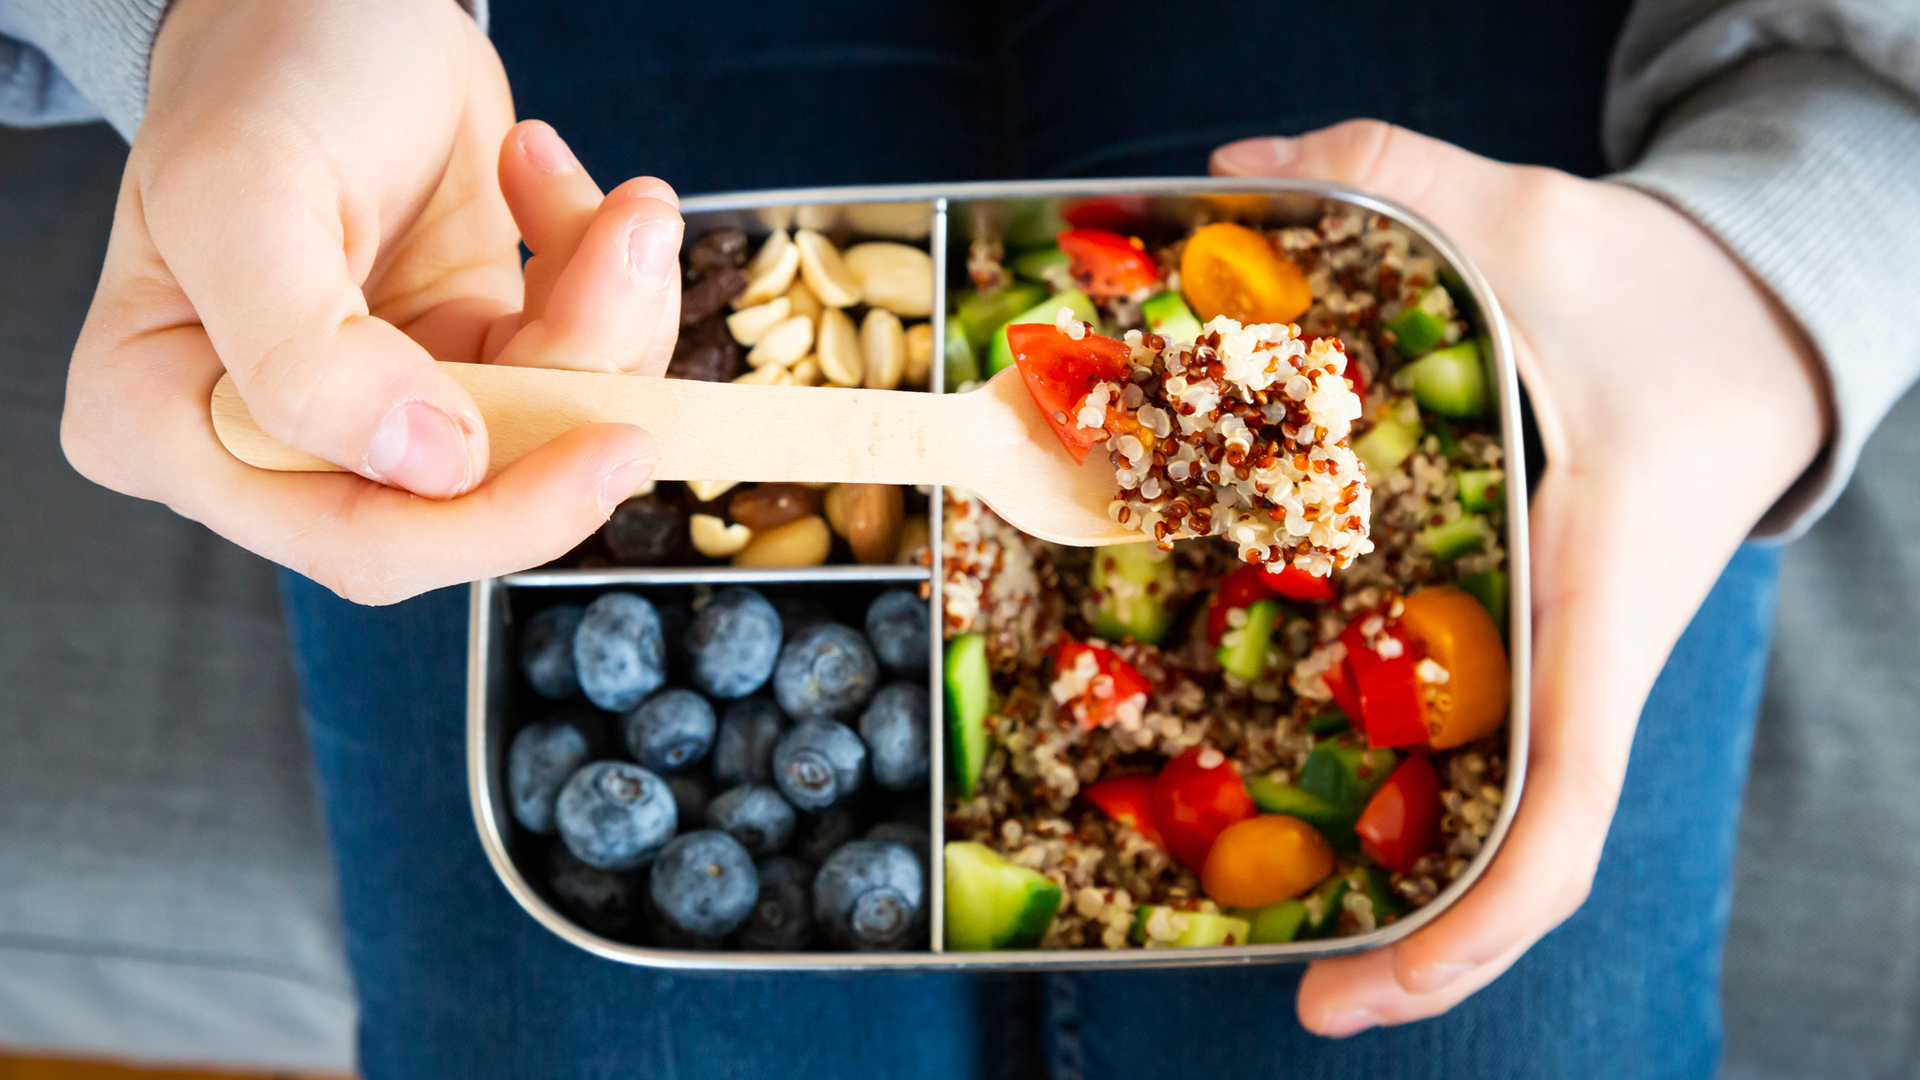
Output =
[{"x1": 288, "y1": 2, "x2": 1779, "y2": 1076}]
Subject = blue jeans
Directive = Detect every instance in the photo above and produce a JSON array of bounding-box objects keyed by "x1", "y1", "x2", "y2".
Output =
[{"x1": 286, "y1": 2, "x2": 1782, "y2": 1076}]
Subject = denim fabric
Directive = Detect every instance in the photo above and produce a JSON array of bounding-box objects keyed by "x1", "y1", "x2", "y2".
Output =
[{"x1": 282, "y1": 3, "x2": 1789, "y2": 1077}]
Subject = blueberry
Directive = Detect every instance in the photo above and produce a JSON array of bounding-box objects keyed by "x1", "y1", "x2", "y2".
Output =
[
  {"x1": 573, "y1": 593, "x2": 666, "y2": 712},
  {"x1": 813, "y1": 840, "x2": 924, "y2": 951},
  {"x1": 736, "y1": 855, "x2": 815, "y2": 952},
  {"x1": 686, "y1": 587, "x2": 783, "y2": 699},
  {"x1": 706, "y1": 784, "x2": 797, "y2": 856},
  {"x1": 772, "y1": 720, "x2": 866, "y2": 813},
  {"x1": 712, "y1": 696, "x2": 788, "y2": 788},
  {"x1": 792, "y1": 806, "x2": 863, "y2": 865},
  {"x1": 858, "y1": 683, "x2": 930, "y2": 792},
  {"x1": 649, "y1": 830, "x2": 758, "y2": 937},
  {"x1": 664, "y1": 776, "x2": 709, "y2": 828},
  {"x1": 520, "y1": 605, "x2": 585, "y2": 698},
  {"x1": 773, "y1": 623, "x2": 879, "y2": 721},
  {"x1": 622, "y1": 688, "x2": 716, "y2": 773},
  {"x1": 865, "y1": 821, "x2": 931, "y2": 872},
  {"x1": 507, "y1": 708, "x2": 605, "y2": 834},
  {"x1": 864, "y1": 591, "x2": 929, "y2": 677},
  {"x1": 555, "y1": 762, "x2": 677, "y2": 870},
  {"x1": 548, "y1": 844, "x2": 643, "y2": 938},
  {"x1": 603, "y1": 494, "x2": 687, "y2": 565}
]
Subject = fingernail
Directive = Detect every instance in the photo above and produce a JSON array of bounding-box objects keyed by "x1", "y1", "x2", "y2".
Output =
[
  {"x1": 1414, "y1": 961, "x2": 1473, "y2": 994},
  {"x1": 520, "y1": 121, "x2": 577, "y2": 174},
  {"x1": 1212, "y1": 137, "x2": 1298, "y2": 176},
  {"x1": 597, "y1": 455, "x2": 657, "y2": 514},
  {"x1": 367, "y1": 402, "x2": 474, "y2": 496},
  {"x1": 628, "y1": 216, "x2": 683, "y2": 290},
  {"x1": 1318, "y1": 1008, "x2": 1378, "y2": 1039}
]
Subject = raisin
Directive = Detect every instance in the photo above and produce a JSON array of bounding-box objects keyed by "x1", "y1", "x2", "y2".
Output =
[
  {"x1": 685, "y1": 228, "x2": 751, "y2": 278},
  {"x1": 668, "y1": 316, "x2": 742, "y2": 382},
  {"x1": 602, "y1": 494, "x2": 688, "y2": 565},
  {"x1": 680, "y1": 266, "x2": 746, "y2": 327}
]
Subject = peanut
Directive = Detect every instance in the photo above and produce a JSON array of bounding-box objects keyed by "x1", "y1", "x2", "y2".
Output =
[
  {"x1": 816, "y1": 307, "x2": 862, "y2": 387},
  {"x1": 746, "y1": 314, "x2": 814, "y2": 368},
  {"x1": 725, "y1": 295, "x2": 791, "y2": 346},
  {"x1": 903, "y1": 322, "x2": 934, "y2": 388},
  {"x1": 843, "y1": 242, "x2": 934, "y2": 317},
  {"x1": 795, "y1": 229, "x2": 862, "y2": 307},
  {"x1": 860, "y1": 308, "x2": 906, "y2": 391},
  {"x1": 732, "y1": 515, "x2": 832, "y2": 568},
  {"x1": 732, "y1": 230, "x2": 799, "y2": 308}
]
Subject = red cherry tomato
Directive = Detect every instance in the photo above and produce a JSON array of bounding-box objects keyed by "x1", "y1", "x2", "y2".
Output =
[
  {"x1": 1006, "y1": 322, "x2": 1136, "y2": 465},
  {"x1": 1052, "y1": 641, "x2": 1154, "y2": 730},
  {"x1": 1355, "y1": 755, "x2": 1443, "y2": 873},
  {"x1": 1340, "y1": 620, "x2": 1429, "y2": 748},
  {"x1": 1062, "y1": 195, "x2": 1150, "y2": 233},
  {"x1": 1085, "y1": 774, "x2": 1163, "y2": 846},
  {"x1": 1259, "y1": 563, "x2": 1336, "y2": 603},
  {"x1": 1057, "y1": 229, "x2": 1161, "y2": 297},
  {"x1": 1150, "y1": 747, "x2": 1257, "y2": 870},
  {"x1": 1205, "y1": 564, "x2": 1276, "y2": 647}
]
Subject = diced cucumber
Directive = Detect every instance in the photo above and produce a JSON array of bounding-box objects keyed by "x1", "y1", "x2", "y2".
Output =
[
  {"x1": 985, "y1": 289, "x2": 1101, "y2": 376},
  {"x1": 1354, "y1": 398, "x2": 1423, "y2": 478},
  {"x1": 1141, "y1": 290, "x2": 1204, "y2": 345},
  {"x1": 1131, "y1": 905, "x2": 1253, "y2": 947},
  {"x1": 1346, "y1": 867, "x2": 1405, "y2": 929},
  {"x1": 944, "y1": 842, "x2": 1064, "y2": 951},
  {"x1": 944, "y1": 634, "x2": 993, "y2": 798},
  {"x1": 1215, "y1": 599, "x2": 1281, "y2": 682},
  {"x1": 1300, "y1": 872, "x2": 1350, "y2": 939},
  {"x1": 955, "y1": 282, "x2": 1048, "y2": 352},
  {"x1": 1298, "y1": 742, "x2": 1398, "y2": 814},
  {"x1": 944, "y1": 319, "x2": 980, "y2": 391},
  {"x1": 1402, "y1": 341, "x2": 1490, "y2": 418},
  {"x1": 1458, "y1": 569, "x2": 1511, "y2": 639},
  {"x1": 1457, "y1": 468, "x2": 1504, "y2": 511},
  {"x1": 1090, "y1": 544, "x2": 1177, "y2": 645},
  {"x1": 1418, "y1": 514, "x2": 1489, "y2": 561},
  {"x1": 1239, "y1": 899, "x2": 1310, "y2": 945},
  {"x1": 1382, "y1": 284, "x2": 1455, "y2": 357},
  {"x1": 1306, "y1": 708, "x2": 1352, "y2": 736},
  {"x1": 1012, "y1": 245, "x2": 1073, "y2": 289},
  {"x1": 1003, "y1": 199, "x2": 1070, "y2": 251}
]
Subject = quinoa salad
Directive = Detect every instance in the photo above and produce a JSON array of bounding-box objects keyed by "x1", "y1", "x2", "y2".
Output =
[{"x1": 938, "y1": 204, "x2": 1514, "y2": 951}]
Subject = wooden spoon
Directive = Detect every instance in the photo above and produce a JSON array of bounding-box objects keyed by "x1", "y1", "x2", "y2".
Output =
[{"x1": 209, "y1": 361, "x2": 1144, "y2": 546}]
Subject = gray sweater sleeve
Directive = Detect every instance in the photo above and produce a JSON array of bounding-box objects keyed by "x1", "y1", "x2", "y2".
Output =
[
  {"x1": 1606, "y1": 0, "x2": 1920, "y2": 538},
  {"x1": 0, "y1": 0, "x2": 486, "y2": 140}
]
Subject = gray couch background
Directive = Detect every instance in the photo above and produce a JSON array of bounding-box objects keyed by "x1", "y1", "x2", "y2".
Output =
[{"x1": 0, "y1": 121, "x2": 1914, "y2": 1077}]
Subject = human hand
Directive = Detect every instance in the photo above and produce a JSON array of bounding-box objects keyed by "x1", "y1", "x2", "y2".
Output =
[
  {"x1": 62, "y1": 0, "x2": 684, "y2": 604},
  {"x1": 1211, "y1": 122, "x2": 1828, "y2": 1036}
]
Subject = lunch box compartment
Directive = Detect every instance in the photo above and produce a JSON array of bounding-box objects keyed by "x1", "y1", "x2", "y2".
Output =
[{"x1": 468, "y1": 180, "x2": 1530, "y2": 969}]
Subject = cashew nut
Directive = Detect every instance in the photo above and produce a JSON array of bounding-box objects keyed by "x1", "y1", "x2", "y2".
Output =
[
  {"x1": 690, "y1": 514, "x2": 752, "y2": 558},
  {"x1": 794, "y1": 229, "x2": 862, "y2": 308},
  {"x1": 860, "y1": 308, "x2": 906, "y2": 391},
  {"x1": 815, "y1": 306, "x2": 862, "y2": 387},
  {"x1": 843, "y1": 242, "x2": 934, "y2": 317},
  {"x1": 686, "y1": 480, "x2": 740, "y2": 502}
]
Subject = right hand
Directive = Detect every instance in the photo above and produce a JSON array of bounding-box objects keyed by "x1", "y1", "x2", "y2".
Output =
[{"x1": 62, "y1": 0, "x2": 684, "y2": 605}]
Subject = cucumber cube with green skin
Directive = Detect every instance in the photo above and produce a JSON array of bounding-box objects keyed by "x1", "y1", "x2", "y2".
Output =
[
  {"x1": 955, "y1": 282, "x2": 1048, "y2": 352},
  {"x1": 1300, "y1": 872, "x2": 1351, "y2": 938},
  {"x1": 1348, "y1": 867, "x2": 1406, "y2": 929},
  {"x1": 1090, "y1": 544, "x2": 1177, "y2": 645},
  {"x1": 1383, "y1": 284, "x2": 1455, "y2": 357},
  {"x1": 1457, "y1": 468, "x2": 1505, "y2": 511},
  {"x1": 944, "y1": 634, "x2": 993, "y2": 798},
  {"x1": 1003, "y1": 199, "x2": 1071, "y2": 251},
  {"x1": 1418, "y1": 514, "x2": 1490, "y2": 561},
  {"x1": 1239, "y1": 899, "x2": 1310, "y2": 944},
  {"x1": 944, "y1": 320, "x2": 981, "y2": 391},
  {"x1": 1353, "y1": 398, "x2": 1424, "y2": 478},
  {"x1": 985, "y1": 289, "x2": 1101, "y2": 376},
  {"x1": 1130, "y1": 905, "x2": 1253, "y2": 947},
  {"x1": 944, "y1": 842, "x2": 1064, "y2": 950},
  {"x1": 1215, "y1": 599, "x2": 1282, "y2": 682},
  {"x1": 1298, "y1": 741, "x2": 1398, "y2": 815},
  {"x1": 1244, "y1": 776, "x2": 1358, "y2": 850},
  {"x1": 1458, "y1": 569, "x2": 1511, "y2": 638},
  {"x1": 1012, "y1": 245, "x2": 1074, "y2": 289},
  {"x1": 1403, "y1": 341, "x2": 1491, "y2": 418},
  {"x1": 1141, "y1": 290, "x2": 1205, "y2": 345},
  {"x1": 1305, "y1": 708, "x2": 1352, "y2": 736}
]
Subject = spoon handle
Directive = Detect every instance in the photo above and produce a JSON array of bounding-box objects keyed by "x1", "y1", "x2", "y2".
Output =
[{"x1": 211, "y1": 361, "x2": 963, "y2": 485}]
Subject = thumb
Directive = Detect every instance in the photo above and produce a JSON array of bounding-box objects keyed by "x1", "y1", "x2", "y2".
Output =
[
  {"x1": 1210, "y1": 120, "x2": 1531, "y2": 260},
  {"x1": 145, "y1": 163, "x2": 489, "y2": 499}
]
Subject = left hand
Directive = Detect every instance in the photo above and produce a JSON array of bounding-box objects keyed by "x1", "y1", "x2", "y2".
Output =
[{"x1": 1211, "y1": 122, "x2": 1828, "y2": 1036}]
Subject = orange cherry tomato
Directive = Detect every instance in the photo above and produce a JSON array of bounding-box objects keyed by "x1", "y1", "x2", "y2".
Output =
[
  {"x1": 1179, "y1": 222, "x2": 1312, "y2": 326},
  {"x1": 1200, "y1": 815, "x2": 1335, "y2": 908},
  {"x1": 1398, "y1": 586, "x2": 1511, "y2": 749}
]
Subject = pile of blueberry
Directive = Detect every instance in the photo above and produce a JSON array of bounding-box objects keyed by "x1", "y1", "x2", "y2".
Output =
[{"x1": 508, "y1": 585, "x2": 933, "y2": 951}]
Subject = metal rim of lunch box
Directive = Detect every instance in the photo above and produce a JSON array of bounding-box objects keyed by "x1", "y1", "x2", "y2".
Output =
[{"x1": 466, "y1": 177, "x2": 1532, "y2": 970}]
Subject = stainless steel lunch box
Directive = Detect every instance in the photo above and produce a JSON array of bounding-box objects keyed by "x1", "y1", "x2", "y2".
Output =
[{"x1": 467, "y1": 179, "x2": 1532, "y2": 970}]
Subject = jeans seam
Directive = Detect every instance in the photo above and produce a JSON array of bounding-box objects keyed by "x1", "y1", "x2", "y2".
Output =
[{"x1": 1042, "y1": 972, "x2": 1082, "y2": 1080}]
